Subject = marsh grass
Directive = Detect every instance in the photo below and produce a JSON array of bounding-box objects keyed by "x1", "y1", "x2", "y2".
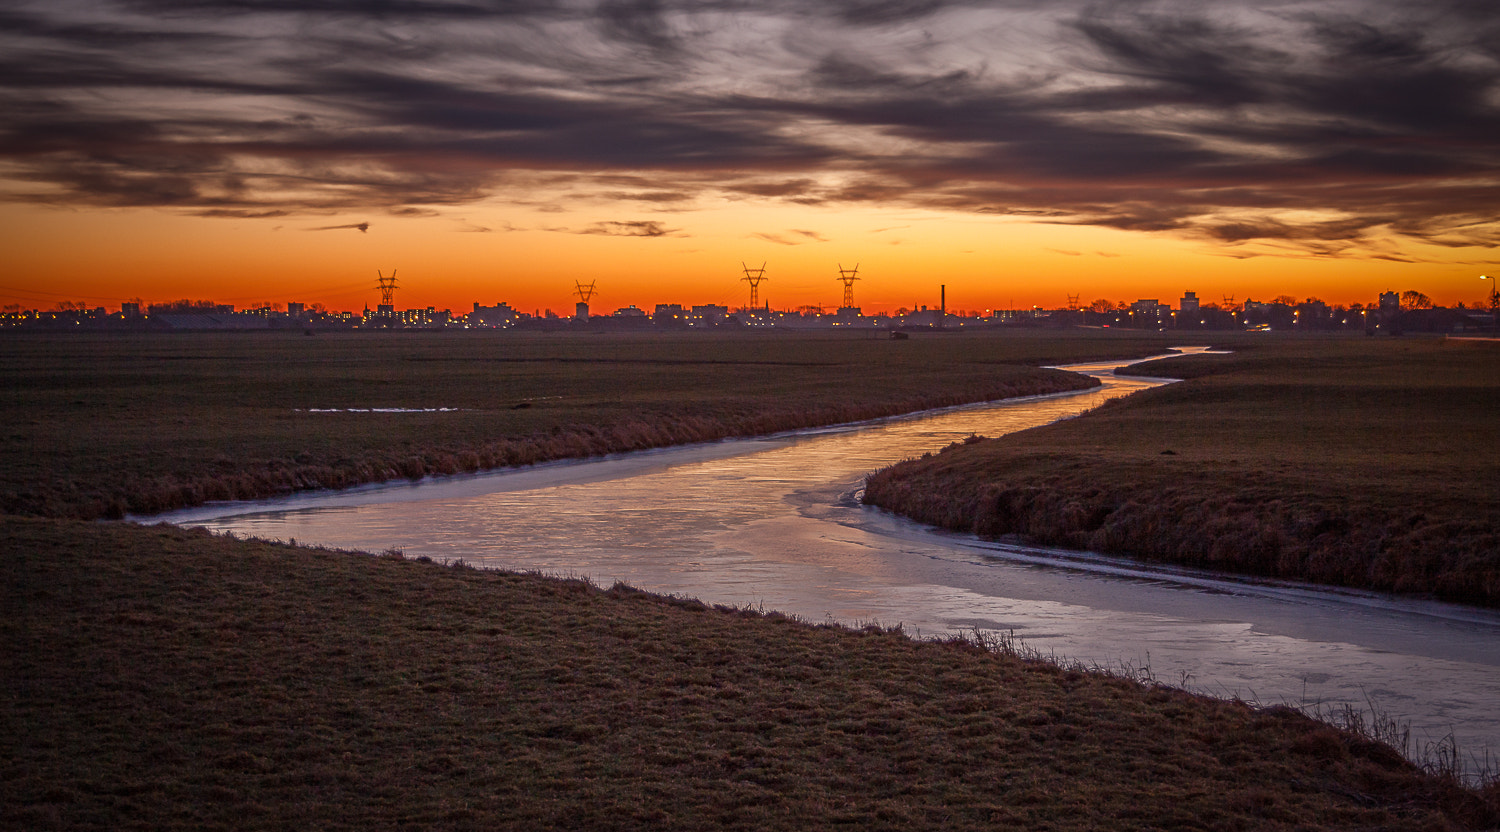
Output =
[
  {"x1": 4, "y1": 516, "x2": 1496, "y2": 830},
  {"x1": 864, "y1": 337, "x2": 1500, "y2": 606},
  {"x1": 0, "y1": 329, "x2": 1183, "y2": 520}
]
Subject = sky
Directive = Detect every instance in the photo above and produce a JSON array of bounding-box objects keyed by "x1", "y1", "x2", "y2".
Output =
[{"x1": 2, "y1": 0, "x2": 1498, "y2": 315}]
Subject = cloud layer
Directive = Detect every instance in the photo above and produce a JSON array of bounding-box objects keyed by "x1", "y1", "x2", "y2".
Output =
[{"x1": 1, "y1": 0, "x2": 1496, "y2": 258}]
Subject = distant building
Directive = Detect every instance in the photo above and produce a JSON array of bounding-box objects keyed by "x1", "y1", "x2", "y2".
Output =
[
  {"x1": 1130, "y1": 299, "x2": 1169, "y2": 327},
  {"x1": 652, "y1": 303, "x2": 686, "y2": 324},
  {"x1": 121, "y1": 302, "x2": 140, "y2": 318},
  {"x1": 470, "y1": 302, "x2": 519, "y2": 327},
  {"x1": 288, "y1": 302, "x2": 304, "y2": 318},
  {"x1": 1295, "y1": 300, "x2": 1330, "y2": 329},
  {"x1": 832, "y1": 306, "x2": 864, "y2": 326},
  {"x1": 689, "y1": 304, "x2": 728, "y2": 325},
  {"x1": 1180, "y1": 291, "x2": 1199, "y2": 313},
  {"x1": 396, "y1": 307, "x2": 449, "y2": 327}
]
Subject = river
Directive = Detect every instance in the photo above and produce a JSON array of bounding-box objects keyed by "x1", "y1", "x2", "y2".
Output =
[{"x1": 152, "y1": 350, "x2": 1500, "y2": 769}]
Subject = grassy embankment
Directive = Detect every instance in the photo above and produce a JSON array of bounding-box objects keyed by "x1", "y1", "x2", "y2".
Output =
[
  {"x1": 0, "y1": 330, "x2": 1180, "y2": 520},
  {"x1": 864, "y1": 336, "x2": 1500, "y2": 607},
  {"x1": 5, "y1": 516, "x2": 1497, "y2": 831}
]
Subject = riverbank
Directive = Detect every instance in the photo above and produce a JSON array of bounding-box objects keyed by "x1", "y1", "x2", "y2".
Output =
[
  {"x1": 4, "y1": 516, "x2": 1495, "y2": 830},
  {"x1": 863, "y1": 337, "x2": 1500, "y2": 607},
  {"x1": 0, "y1": 330, "x2": 1190, "y2": 520}
]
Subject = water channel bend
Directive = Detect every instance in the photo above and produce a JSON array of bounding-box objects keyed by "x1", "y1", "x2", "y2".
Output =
[{"x1": 154, "y1": 351, "x2": 1500, "y2": 763}]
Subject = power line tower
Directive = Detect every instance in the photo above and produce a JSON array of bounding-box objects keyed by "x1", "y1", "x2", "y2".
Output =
[
  {"x1": 574, "y1": 280, "x2": 597, "y2": 320},
  {"x1": 741, "y1": 262, "x2": 768, "y2": 310},
  {"x1": 1066, "y1": 293, "x2": 1080, "y2": 311},
  {"x1": 836, "y1": 263, "x2": 860, "y2": 309},
  {"x1": 376, "y1": 269, "x2": 398, "y2": 315}
]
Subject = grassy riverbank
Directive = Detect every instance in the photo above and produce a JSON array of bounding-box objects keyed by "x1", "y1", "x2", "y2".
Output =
[
  {"x1": 864, "y1": 336, "x2": 1500, "y2": 606},
  {"x1": 0, "y1": 330, "x2": 1185, "y2": 520},
  {"x1": 4, "y1": 516, "x2": 1495, "y2": 831}
]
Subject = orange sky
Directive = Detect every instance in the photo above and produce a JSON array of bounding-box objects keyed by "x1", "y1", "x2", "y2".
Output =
[
  {"x1": 7, "y1": 201, "x2": 1494, "y2": 315},
  {"x1": 4, "y1": 2, "x2": 1497, "y2": 315}
]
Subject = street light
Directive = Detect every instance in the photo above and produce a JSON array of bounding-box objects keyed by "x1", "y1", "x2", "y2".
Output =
[{"x1": 1484, "y1": 275, "x2": 1499, "y2": 334}]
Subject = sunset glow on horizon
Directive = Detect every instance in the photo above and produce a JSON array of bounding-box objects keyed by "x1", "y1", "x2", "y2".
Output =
[{"x1": 4, "y1": 1, "x2": 1498, "y2": 315}]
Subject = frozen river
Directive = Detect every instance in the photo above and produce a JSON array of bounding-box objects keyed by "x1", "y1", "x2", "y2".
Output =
[{"x1": 153, "y1": 350, "x2": 1500, "y2": 767}]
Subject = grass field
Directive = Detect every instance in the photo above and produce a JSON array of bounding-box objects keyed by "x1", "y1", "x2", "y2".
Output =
[
  {"x1": 864, "y1": 336, "x2": 1500, "y2": 606},
  {"x1": 7, "y1": 329, "x2": 1499, "y2": 828},
  {"x1": 0, "y1": 329, "x2": 1181, "y2": 519},
  {"x1": 4, "y1": 517, "x2": 1495, "y2": 831}
]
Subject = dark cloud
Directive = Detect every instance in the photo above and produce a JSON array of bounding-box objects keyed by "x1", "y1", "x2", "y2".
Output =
[
  {"x1": 577, "y1": 220, "x2": 677, "y2": 237},
  {"x1": 198, "y1": 208, "x2": 291, "y2": 218},
  {"x1": 0, "y1": 0, "x2": 1495, "y2": 257},
  {"x1": 1071, "y1": 10, "x2": 1280, "y2": 109},
  {"x1": 308, "y1": 222, "x2": 370, "y2": 232},
  {"x1": 748, "y1": 229, "x2": 827, "y2": 245}
]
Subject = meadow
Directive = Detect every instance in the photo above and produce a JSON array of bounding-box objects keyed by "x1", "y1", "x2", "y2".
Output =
[
  {"x1": 864, "y1": 336, "x2": 1500, "y2": 606},
  {"x1": 6, "y1": 328, "x2": 1499, "y2": 829},
  {"x1": 4, "y1": 517, "x2": 1495, "y2": 830},
  {"x1": 0, "y1": 329, "x2": 1175, "y2": 519}
]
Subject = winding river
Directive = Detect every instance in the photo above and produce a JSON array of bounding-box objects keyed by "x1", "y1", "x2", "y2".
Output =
[{"x1": 153, "y1": 351, "x2": 1500, "y2": 767}]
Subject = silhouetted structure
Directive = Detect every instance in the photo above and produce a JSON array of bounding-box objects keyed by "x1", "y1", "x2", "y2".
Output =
[
  {"x1": 574, "y1": 280, "x2": 597, "y2": 320},
  {"x1": 741, "y1": 262, "x2": 768, "y2": 310},
  {"x1": 836, "y1": 263, "x2": 860, "y2": 310}
]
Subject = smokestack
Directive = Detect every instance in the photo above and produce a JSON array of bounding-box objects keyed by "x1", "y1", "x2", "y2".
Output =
[{"x1": 940, "y1": 285, "x2": 946, "y2": 329}]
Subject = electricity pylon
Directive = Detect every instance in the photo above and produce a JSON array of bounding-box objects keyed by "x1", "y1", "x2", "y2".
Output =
[
  {"x1": 376, "y1": 269, "x2": 398, "y2": 312},
  {"x1": 836, "y1": 263, "x2": 860, "y2": 309},
  {"x1": 742, "y1": 262, "x2": 768, "y2": 310}
]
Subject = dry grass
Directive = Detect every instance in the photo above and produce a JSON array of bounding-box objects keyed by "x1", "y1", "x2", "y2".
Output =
[
  {"x1": 11, "y1": 330, "x2": 1497, "y2": 829},
  {"x1": 864, "y1": 336, "x2": 1500, "y2": 606},
  {"x1": 4, "y1": 517, "x2": 1496, "y2": 831},
  {"x1": 0, "y1": 329, "x2": 1184, "y2": 520}
]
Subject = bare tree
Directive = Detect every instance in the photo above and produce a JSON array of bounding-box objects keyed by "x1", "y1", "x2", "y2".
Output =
[{"x1": 1400, "y1": 290, "x2": 1432, "y2": 311}]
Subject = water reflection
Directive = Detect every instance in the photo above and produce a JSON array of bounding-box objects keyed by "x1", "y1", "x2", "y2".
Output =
[{"x1": 155, "y1": 351, "x2": 1500, "y2": 762}]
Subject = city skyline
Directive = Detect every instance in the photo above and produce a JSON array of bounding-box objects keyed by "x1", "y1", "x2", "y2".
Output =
[
  {"x1": 4, "y1": 1, "x2": 1497, "y2": 313},
  {"x1": 6, "y1": 276, "x2": 1473, "y2": 320}
]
